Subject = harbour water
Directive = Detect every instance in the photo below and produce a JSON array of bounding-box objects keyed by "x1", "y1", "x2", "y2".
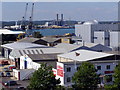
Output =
[{"x1": 33, "y1": 28, "x2": 75, "y2": 36}]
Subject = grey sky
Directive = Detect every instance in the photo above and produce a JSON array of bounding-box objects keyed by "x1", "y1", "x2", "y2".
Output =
[
  {"x1": 1, "y1": 0, "x2": 120, "y2": 2},
  {"x1": 2, "y1": 2, "x2": 118, "y2": 21}
]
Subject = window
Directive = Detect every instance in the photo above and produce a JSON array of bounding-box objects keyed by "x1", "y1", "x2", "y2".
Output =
[
  {"x1": 105, "y1": 75, "x2": 112, "y2": 82},
  {"x1": 97, "y1": 66, "x2": 101, "y2": 70},
  {"x1": 93, "y1": 37, "x2": 98, "y2": 39},
  {"x1": 67, "y1": 67, "x2": 71, "y2": 72},
  {"x1": 97, "y1": 50, "x2": 102, "y2": 52},
  {"x1": 67, "y1": 77, "x2": 71, "y2": 82},
  {"x1": 106, "y1": 65, "x2": 110, "y2": 69},
  {"x1": 77, "y1": 67, "x2": 79, "y2": 71},
  {"x1": 105, "y1": 37, "x2": 109, "y2": 40}
]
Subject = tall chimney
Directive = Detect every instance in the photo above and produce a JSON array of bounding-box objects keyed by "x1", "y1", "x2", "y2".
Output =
[
  {"x1": 61, "y1": 14, "x2": 63, "y2": 21},
  {"x1": 57, "y1": 14, "x2": 59, "y2": 21}
]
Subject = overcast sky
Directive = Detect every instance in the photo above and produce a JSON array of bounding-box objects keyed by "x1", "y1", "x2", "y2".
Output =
[
  {"x1": 1, "y1": 0, "x2": 120, "y2": 2},
  {"x1": 1, "y1": 2, "x2": 119, "y2": 21}
]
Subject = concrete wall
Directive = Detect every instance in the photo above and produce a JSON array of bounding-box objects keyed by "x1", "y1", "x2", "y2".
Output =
[
  {"x1": 75, "y1": 24, "x2": 92, "y2": 43},
  {"x1": 94, "y1": 31, "x2": 104, "y2": 45},
  {"x1": 20, "y1": 56, "x2": 40, "y2": 70},
  {"x1": 13, "y1": 69, "x2": 35, "y2": 80},
  {"x1": 110, "y1": 31, "x2": 120, "y2": 48},
  {"x1": 75, "y1": 24, "x2": 119, "y2": 47}
]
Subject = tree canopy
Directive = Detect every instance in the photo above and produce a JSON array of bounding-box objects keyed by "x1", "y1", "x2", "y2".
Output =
[
  {"x1": 72, "y1": 62, "x2": 99, "y2": 89},
  {"x1": 33, "y1": 31, "x2": 43, "y2": 38},
  {"x1": 104, "y1": 62, "x2": 120, "y2": 90},
  {"x1": 28, "y1": 63, "x2": 60, "y2": 90},
  {"x1": 113, "y1": 62, "x2": 120, "y2": 87}
]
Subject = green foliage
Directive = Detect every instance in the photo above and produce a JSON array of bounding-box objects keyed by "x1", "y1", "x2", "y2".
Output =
[
  {"x1": 33, "y1": 31, "x2": 43, "y2": 38},
  {"x1": 72, "y1": 62, "x2": 99, "y2": 89},
  {"x1": 105, "y1": 62, "x2": 120, "y2": 89},
  {"x1": 56, "y1": 85, "x2": 66, "y2": 90},
  {"x1": 104, "y1": 75, "x2": 112, "y2": 83},
  {"x1": 27, "y1": 63, "x2": 60, "y2": 90},
  {"x1": 113, "y1": 62, "x2": 120, "y2": 87},
  {"x1": 104, "y1": 84, "x2": 118, "y2": 90}
]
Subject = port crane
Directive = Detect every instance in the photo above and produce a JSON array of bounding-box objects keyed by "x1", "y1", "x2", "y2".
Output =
[
  {"x1": 28, "y1": 3, "x2": 34, "y2": 30},
  {"x1": 21, "y1": 3, "x2": 28, "y2": 30},
  {"x1": 17, "y1": 3, "x2": 35, "y2": 40}
]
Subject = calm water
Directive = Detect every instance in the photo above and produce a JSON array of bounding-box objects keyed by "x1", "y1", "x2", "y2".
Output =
[{"x1": 33, "y1": 28, "x2": 75, "y2": 36}]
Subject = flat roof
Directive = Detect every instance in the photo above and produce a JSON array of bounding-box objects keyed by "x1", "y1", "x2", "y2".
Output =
[
  {"x1": 0, "y1": 29, "x2": 25, "y2": 34},
  {"x1": 1, "y1": 42, "x2": 49, "y2": 50},
  {"x1": 58, "y1": 50, "x2": 114, "y2": 62}
]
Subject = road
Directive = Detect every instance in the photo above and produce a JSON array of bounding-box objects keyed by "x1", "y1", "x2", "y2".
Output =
[
  {"x1": 0, "y1": 56, "x2": 29, "y2": 89},
  {"x1": 0, "y1": 77, "x2": 29, "y2": 89}
]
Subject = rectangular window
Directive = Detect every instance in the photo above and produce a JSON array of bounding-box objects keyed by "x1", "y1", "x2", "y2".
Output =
[
  {"x1": 67, "y1": 77, "x2": 71, "y2": 82},
  {"x1": 67, "y1": 67, "x2": 71, "y2": 72},
  {"x1": 77, "y1": 67, "x2": 79, "y2": 71},
  {"x1": 105, "y1": 37, "x2": 109, "y2": 40},
  {"x1": 93, "y1": 37, "x2": 98, "y2": 39},
  {"x1": 97, "y1": 66, "x2": 101, "y2": 70},
  {"x1": 105, "y1": 75, "x2": 112, "y2": 82},
  {"x1": 106, "y1": 65, "x2": 110, "y2": 69}
]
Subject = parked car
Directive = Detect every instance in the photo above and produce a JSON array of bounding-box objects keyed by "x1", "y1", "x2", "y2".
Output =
[
  {"x1": 4, "y1": 80, "x2": 17, "y2": 86},
  {"x1": 17, "y1": 86, "x2": 25, "y2": 89},
  {"x1": 8, "y1": 65, "x2": 16, "y2": 70},
  {"x1": 3, "y1": 67, "x2": 9, "y2": 72},
  {"x1": 6, "y1": 72, "x2": 12, "y2": 77},
  {"x1": 0, "y1": 72, "x2": 4, "y2": 77},
  {"x1": 1, "y1": 60, "x2": 9, "y2": 65}
]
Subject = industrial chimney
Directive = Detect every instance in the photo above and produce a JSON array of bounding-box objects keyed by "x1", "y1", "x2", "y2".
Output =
[
  {"x1": 61, "y1": 14, "x2": 63, "y2": 21},
  {"x1": 57, "y1": 14, "x2": 59, "y2": 21}
]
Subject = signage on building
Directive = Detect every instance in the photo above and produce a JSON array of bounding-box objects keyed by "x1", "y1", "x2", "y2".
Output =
[
  {"x1": 52, "y1": 68, "x2": 57, "y2": 76},
  {"x1": 104, "y1": 71, "x2": 114, "y2": 74},
  {"x1": 57, "y1": 65, "x2": 64, "y2": 77}
]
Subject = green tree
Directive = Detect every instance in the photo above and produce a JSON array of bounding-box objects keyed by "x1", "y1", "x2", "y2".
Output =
[
  {"x1": 33, "y1": 31, "x2": 43, "y2": 38},
  {"x1": 27, "y1": 63, "x2": 60, "y2": 90},
  {"x1": 104, "y1": 63, "x2": 120, "y2": 90},
  {"x1": 113, "y1": 62, "x2": 120, "y2": 88},
  {"x1": 72, "y1": 62, "x2": 99, "y2": 89}
]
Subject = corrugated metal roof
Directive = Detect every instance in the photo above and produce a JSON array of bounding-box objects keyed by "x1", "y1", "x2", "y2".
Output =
[
  {"x1": 17, "y1": 37, "x2": 39, "y2": 43},
  {"x1": 41, "y1": 37, "x2": 61, "y2": 42},
  {"x1": 27, "y1": 54, "x2": 57, "y2": 61},
  {"x1": 54, "y1": 43, "x2": 112, "y2": 52},
  {"x1": 1, "y1": 42, "x2": 49, "y2": 49},
  {"x1": 9, "y1": 48, "x2": 66, "y2": 58},
  {"x1": 58, "y1": 50, "x2": 114, "y2": 62},
  {"x1": 54, "y1": 43, "x2": 80, "y2": 52}
]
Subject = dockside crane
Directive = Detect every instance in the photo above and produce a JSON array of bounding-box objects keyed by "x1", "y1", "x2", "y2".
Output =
[
  {"x1": 21, "y1": 3, "x2": 28, "y2": 30},
  {"x1": 28, "y1": 3, "x2": 34, "y2": 30},
  {"x1": 17, "y1": 3, "x2": 28, "y2": 40}
]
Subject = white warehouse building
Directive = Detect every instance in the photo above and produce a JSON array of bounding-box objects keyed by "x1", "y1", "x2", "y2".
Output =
[
  {"x1": 55, "y1": 50, "x2": 120, "y2": 87},
  {"x1": 75, "y1": 20, "x2": 120, "y2": 49}
]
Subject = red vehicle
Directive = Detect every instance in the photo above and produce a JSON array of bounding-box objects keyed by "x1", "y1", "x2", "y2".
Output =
[
  {"x1": 8, "y1": 65, "x2": 16, "y2": 70},
  {"x1": 1, "y1": 60, "x2": 9, "y2": 65}
]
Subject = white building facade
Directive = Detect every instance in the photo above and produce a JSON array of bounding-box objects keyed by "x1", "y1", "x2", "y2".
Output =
[
  {"x1": 55, "y1": 50, "x2": 119, "y2": 86},
  {"x1": 75, "y1": 21, "x2": 120, "y2": 49},
  {"x1": 20, "y1": 55, "x2": 40, "y2": 70}
]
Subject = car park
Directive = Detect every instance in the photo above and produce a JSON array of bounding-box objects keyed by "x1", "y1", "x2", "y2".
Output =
[
  {"x1": 0, "y1": 72, "x2": 4, "y2": 77},
  {"x1": 5, "y1": 72, "x2": 12, "y2": 77},
  {"x1": 17, "y1": 86, "x2": 25, "y2": 89},
  {"x1": 4, "y1": 80, "x2": 17, "y2": 86},
  {"x1": 3, "y1": 67, "x2": 9, "y2": 72},
  {"x1": 1, "y1": 60, "x2": 9, "y2": 65}
]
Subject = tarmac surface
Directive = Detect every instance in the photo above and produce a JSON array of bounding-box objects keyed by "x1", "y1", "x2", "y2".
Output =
[{"x1": 0, "y1": 55, "x2": 29, "y2": 89}]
